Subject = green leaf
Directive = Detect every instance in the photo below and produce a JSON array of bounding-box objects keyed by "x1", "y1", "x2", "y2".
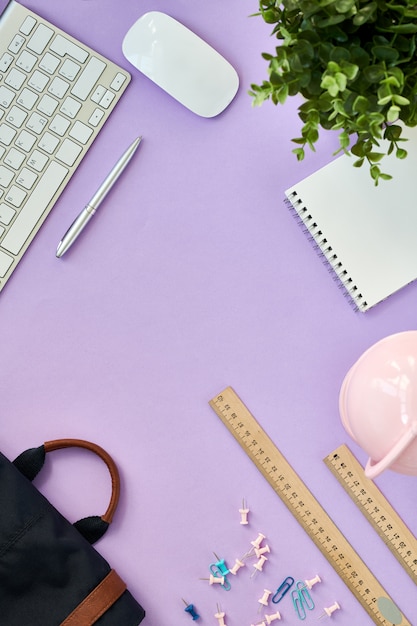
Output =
[
  {"x1": 292, "y1": 147, "x2": 305, "y2": 160},
  {"x1": 335, "y1": 0, "x2": 355, "y2": 12},
  {"x1": 371, "y1": 45, "x2": 400, "y2": 63},
  {"x1": 363, "y1": 65, "x2": 385, "y2": 83},
  {"x1": 340, "y1": 61, "x2": 359, "y2": 80},
  {"x1": 352, "y1": 95, "x2": 369, "y2": 113},
  {"x1": 392, "y1": 94, "x2": 411, "y2": 105},
  {"x1": 384, "y1": 124, "x2": 402, "y2": 140},
  {"x1": 396, "y1": 148, "x2": 408, "y2": 159},
  {"x1": 368, "y1": 151, "x2": 385, "y2": 162},
  {"x1": 387, "y1": 105, "x2": 400, "y2": 122}
]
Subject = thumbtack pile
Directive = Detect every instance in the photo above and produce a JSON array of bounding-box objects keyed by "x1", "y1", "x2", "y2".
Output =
[{"x1": 183, "y1": 500, "x2": 342, "y2": 623}]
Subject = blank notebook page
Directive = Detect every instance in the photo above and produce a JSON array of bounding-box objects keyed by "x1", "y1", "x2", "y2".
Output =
[{"x1": 285, "y1": 125, "x2": 417, "y2": 311}]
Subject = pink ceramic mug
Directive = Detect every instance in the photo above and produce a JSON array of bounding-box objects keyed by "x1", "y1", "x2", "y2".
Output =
[{"x1": 339, "y1": 331, "x2": 417, "y2": 478}]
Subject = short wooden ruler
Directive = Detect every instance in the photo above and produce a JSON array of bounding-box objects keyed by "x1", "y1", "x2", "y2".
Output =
[
  {"x1": 324, "y1": 444, "x2": 417, "y2": 585},
  {"x1": 209, "y1": 387, "x2": 410, "y2": 626}
]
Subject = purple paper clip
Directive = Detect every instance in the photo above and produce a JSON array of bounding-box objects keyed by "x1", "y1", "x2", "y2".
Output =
[{"x1": 272, "y1": 576, "x2": 295, "y2": 603}]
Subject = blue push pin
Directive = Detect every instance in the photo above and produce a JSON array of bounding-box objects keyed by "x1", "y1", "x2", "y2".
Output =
[
  {"x1": 210, "y1": 553, "x2": 230, "y2": 576},
  {"x1": 182, "y1": 599, "x2": 200, "y2": 621}
]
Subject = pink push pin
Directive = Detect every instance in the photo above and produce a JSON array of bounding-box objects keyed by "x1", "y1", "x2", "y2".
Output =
[
  {"x1": 214, "y1": 604, "x2": 227, "y2": 626},
  {"x1": 265, "y1": 611, "x2": 281, "y2": 624},
  {"x1": 258, "y1": 588, "x2": 272, "y2": 609},
  {"x1": 319, "y1": 601, "x2": 341, "y2": 619},
  {"x1": 251, "y1": 555, "x2": 268, "y2": 577},
  {"x1": 239, "y1": 499, "x2": 250, "y2": 524},
  {"x1": 255, "y1": 544, "x2": 270, "y2": 558},
  {"x1": 200, "y1": 574, "x2": 225, "y2": 585},
  {"x1": 251, "y1": 533, "x2": 266, "y2": 550},
  {"x1": 304, "y1": 574, "x2": 321, "y2": 589},
  {"x1": 229, "y1": 558, "x2": 245, "y2": 575}
]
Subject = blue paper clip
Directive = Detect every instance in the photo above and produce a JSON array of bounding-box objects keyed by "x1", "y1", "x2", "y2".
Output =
[
  {"x1": 272, "y1": 576, "x2": 295, "y2": 603},
  {"x1": 292, "y1": 588, "x2": 306, "y2": 620},
  {"x1": 292, "y1": 581, "x2": 315, "y2": 620}
]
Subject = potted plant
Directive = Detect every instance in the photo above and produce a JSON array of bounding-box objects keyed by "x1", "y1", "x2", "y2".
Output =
[{"x1": 249, "y1": 0, "x2": 417, "y2": 183}]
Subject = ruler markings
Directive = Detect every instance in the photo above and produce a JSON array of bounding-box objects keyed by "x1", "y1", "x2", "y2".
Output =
[
  {"x1": 324, "y1": 444, "x2": 417, "y2": 585},
  {"x1": 209, "y1": 386, "x2": 411, "y2": 626}
]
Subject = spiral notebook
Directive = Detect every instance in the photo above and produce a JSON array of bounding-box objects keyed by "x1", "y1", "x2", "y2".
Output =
[{"x1": 285, "y1": 125, "x2": 417, "y2": 311}]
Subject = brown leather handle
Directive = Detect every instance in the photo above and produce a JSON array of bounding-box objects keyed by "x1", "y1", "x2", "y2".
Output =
[{"x1": 44, "y1": 439, "x2": 120, "y2": 524}]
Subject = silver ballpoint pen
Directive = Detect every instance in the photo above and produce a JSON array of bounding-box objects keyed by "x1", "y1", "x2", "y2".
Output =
[{"x1": 56, "y1": 136, "x2": 142, "y2": 258}]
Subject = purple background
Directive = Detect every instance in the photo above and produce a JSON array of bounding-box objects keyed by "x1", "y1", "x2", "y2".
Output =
[{"x1": 1, "y1": 1, "x2": 417, "y2": 624}]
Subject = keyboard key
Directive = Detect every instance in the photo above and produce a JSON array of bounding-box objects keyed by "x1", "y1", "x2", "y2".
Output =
[
  {"x1": 0, "y1": 165, "x2": 14, "y2": 187},
  {"x1": 28, "y1": 70, "x2": 49, "y2": 92},
  {"x1": 39, "y1": 52, "x2": 60, "y2": 75},
  {"x1": 69, "y1": 120, "x2": 93, "y2": 144},
  {"x1": 4, "y1": 147, "x2": 25, "y2": 169},
  {"x1": 71, "y1": 57, "x2": 106, "y2": 100},
  {"x1": 5, "y1": 68, "x2": 26, "y2": 90},
  {"x1": 19, "y1": 15, "x2": 37, "y2": 36},
  {"x1": 88, "y1": 108, "x2": 104, "y2": 127},
  {"x1": 0, "y1": 85, "x2": 15, "y2": 107},
  {"x1": 37, "y1": 94, "x2": 59, "y2": 116},
  {"x1": 50, "y1": 34, "x2": 88, "y2": 63},
  {"x1": 48, "y1": 76, "x2": 69, "y2": 98},
  {"x1": 56, "y1": 138, "x2": 82, "y2": 166},
  {"x1": 60, "y1": 96, "x2": 81, "y2": 118},
  {"x1": 59, "y1": 59, "x2": 80, "y2": 81},
  {"x1": 49, "y1": 114, "x2": 70, "y2": 136},
  {"x1": 1, "y1": 160, "x2": 68, "y2": 255},
  {"x1": 16, "y1": 50, "x2": 38, "y2": 73},
  {"x1": 0, "y1": 203, "x2": 16, "y2": 225},
  {"x1": 8, "y1": 35, "x2": 25, "y2": 54},
  {"x1": 16, "y1": 167, "x2": 37, "y2": 190},
  {"x1": 0, "y1": 123, "x2": 16, "y2": 146},
  {"x1": 26, "y1": 111, "x2": 48, "y2": 134},
  {"x1": 99, "y1": 90, "x2": 115, "y2": 109},
  {"x1": 5, "y1": 184, "x2": 26, "y2": 208},
  {"x1": 38, "y1": 131, "x2": 59, "y2": 154},
  {"x1": 0, "y1": 250, "x2": 13, "y2": 277},
  {"x1": 0, "y1": 53, "x2": 14, "y2": 73},
  {"x1": 27, "y1": 149, "x2": 48, "y2": 172},
  {"x1": 17, "y1": 87, "x2": 38, "y2": 110},
  {"x1": 6, "y1": 105, "x2": 27, "y2": 128},
  {"x1": 91, "y1": 84, "x2": 106, "y2": 104},
  {"x1": 27, "y1": 24, "x2": 54, "y2": 55},
  {"x1": 15, "y1": 129, "x2": 37, "y2": 152},
  {"x1": 110, "y1": 72, "x2": 127, "y2": 91}
]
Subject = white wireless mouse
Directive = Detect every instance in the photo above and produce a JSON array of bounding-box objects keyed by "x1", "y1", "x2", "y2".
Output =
[{"x1": 122, "y1": 11, "x2": 239, "y2": 118}]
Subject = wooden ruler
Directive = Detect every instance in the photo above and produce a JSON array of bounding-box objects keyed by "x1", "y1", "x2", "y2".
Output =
[
  {"x1": 209, "y1": 387, "x2": 410, "y2": 626},
  {"x1": 324, "y1": 444, "x2": 417, "y2": 585}
]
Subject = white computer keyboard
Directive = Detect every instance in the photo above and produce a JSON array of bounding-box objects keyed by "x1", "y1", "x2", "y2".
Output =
[{"x1": 0, "y1": 0, "x2": 131, "y2": 291}]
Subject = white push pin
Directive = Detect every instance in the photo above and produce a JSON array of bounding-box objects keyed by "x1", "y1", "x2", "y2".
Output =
[
  {"x1": 251, "y1": 555, "x2": 268, "y2": 577},
  {"x1": 319, "y1": 601, "x2": 341, "y2": 619},
  {"x1": 255, "y1": 544, "x2": 270, "y2": 558},
  {"x1": 229, "y1": 558, "x2": 245, "y2": 575},
  {"x1": 251, "y1": 533, "x2": 266, "y2": 550},
  {"x1": 304, "y1": 574, "x2": 321, "y2": 589},
  {"x1": 200, "y1": 574, "x2": 225, "y2": 585},
  {"x1": 258, "y1": 589, "x2": 272, "y2": 609},
  {"x1": 215, "y1": 604, "x2": 227, "y2": 626},
  {"x1": 239, "y1": 499, "x2": 250, "y2": 524},
  {"x1": 265, "y1": 611, "x2": 281, "y2": 624}
]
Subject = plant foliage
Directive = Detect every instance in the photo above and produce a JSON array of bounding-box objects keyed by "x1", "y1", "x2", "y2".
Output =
[{"x1": 249, "y1": 0, "x2": 417, "y2": 183}]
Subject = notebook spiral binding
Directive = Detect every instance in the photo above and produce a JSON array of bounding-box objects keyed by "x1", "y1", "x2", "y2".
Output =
[{"x1": 285, "y1": 193, "x2": 367, "y2": 312}]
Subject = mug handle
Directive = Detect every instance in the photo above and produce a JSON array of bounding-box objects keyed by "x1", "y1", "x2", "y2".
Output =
[{"x1": 365, "y1": 421, "x2": 417, "y2": 478}]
